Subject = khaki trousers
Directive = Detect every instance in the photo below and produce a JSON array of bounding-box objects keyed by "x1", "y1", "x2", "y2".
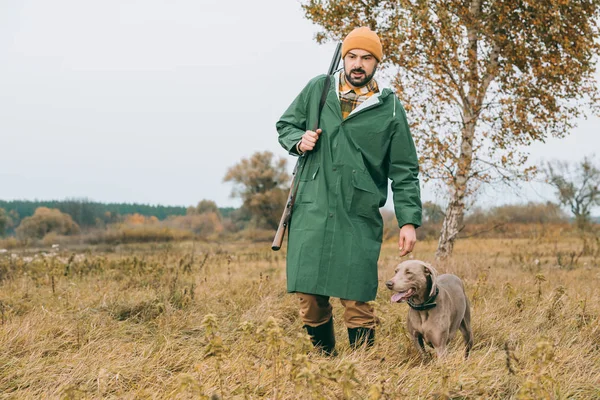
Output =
[{"x1": 296, "y1": 293, "x2": 380, "y2": 329}]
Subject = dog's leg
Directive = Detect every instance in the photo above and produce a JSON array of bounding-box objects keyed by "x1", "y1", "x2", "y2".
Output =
[
  {"x1": 434, "y1": 343, "x2": 448, "y2": 359},
  {"x1": 430, "y1": 332, "x2": 449, "y2": 359},
  {"x1": 460, "y1": 298, "x2": 474, "y2": 358},
  {"x1": 412, "y1": 333, "x2": 427, "y2": 359}
]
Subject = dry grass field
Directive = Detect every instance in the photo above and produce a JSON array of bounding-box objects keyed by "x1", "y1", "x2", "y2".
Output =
[{"x1": 1, "y1": 233, "x2": 599, "y2": 399}]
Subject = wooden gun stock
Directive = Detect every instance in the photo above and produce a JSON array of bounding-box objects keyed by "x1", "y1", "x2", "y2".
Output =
[{"x1": 271, "y1": 175, "x2": 296, "y2": 251}]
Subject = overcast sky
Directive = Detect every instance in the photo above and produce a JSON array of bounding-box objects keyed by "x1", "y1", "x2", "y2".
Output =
[{"x1": 1, "y1": 0, "x2": 598, "y2": 212}]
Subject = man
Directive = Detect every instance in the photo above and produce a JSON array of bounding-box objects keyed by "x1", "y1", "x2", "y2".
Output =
[{"x1": 276, "y1": 26, "x2": 422, "y2": 355}]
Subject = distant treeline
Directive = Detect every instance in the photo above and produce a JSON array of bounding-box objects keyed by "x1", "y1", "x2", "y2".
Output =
[{"x1": 0, "y1": 199, "x2": 235, "y2": 232}]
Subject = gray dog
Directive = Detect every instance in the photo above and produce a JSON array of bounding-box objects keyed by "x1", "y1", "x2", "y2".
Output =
[{"x1": 385, "y1": 260, "x2": 473, "y2": 358}]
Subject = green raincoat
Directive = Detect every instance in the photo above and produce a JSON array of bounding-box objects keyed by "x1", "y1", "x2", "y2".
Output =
[{"x1": 276, "y1": 73, "x2": 422, "y2": 302}]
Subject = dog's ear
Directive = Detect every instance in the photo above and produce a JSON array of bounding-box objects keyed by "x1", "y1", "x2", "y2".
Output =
[{"x1": 422, "y1": 263, "x2": 438, "y2": 298}]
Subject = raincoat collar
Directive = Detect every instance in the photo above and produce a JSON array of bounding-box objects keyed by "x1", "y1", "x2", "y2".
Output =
[{"x1": 334, "y1": 71, "x2": 392, "y2": 117}]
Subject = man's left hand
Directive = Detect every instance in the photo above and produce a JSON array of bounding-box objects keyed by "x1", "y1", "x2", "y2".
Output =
[{"x1": 398, "y1": 224, "x2": 416, "y2": 257}]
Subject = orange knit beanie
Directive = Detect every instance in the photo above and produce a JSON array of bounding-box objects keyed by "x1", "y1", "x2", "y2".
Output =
[{"x1": 341, "y1": 26, "x2": 383, "y2": 61}]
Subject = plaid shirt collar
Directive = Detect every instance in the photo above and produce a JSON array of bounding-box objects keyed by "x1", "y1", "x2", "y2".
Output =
[
  {"x1": 339, "y1": 72, "x2": 379, "y2": 96},
  {"x1": 339, "y1": 72, "x2": 379, "y2": 119}
]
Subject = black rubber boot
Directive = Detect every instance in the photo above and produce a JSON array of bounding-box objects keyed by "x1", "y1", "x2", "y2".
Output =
[
  {"x1": 304, "y1": 317, "x2": 336, "y2": 356},
  {"x1": 348, "y1": 327, "x2": 375, "y2": 349}
]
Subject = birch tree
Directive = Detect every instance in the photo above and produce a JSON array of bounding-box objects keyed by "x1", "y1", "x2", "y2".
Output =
[{"x1": 302, "y1": 0, "x2": 600, "y2": 257}]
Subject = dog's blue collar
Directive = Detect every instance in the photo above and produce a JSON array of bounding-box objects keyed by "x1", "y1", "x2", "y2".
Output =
[{"x1": 408, "y1": 287, "x2": 439, "y2": 311}]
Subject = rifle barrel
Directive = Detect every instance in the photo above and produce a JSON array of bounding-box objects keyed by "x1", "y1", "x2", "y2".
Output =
[{"x1": 328, "y1": 42, "x2": 342, "y2": 76}]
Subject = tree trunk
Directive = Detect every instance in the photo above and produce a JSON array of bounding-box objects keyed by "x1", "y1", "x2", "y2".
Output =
[
  {"x1": 436, "y1": 1, "x2": 481, "y2": 259},
  {"x1": 575, "y1": 214, "x2": 590, "y2": 231},
  {"x1": 436, "y1": 195, "x2": 466, "y2": 259},
  {"x1": 436, "y1": 116, "x2": 476, "y2": 259}
]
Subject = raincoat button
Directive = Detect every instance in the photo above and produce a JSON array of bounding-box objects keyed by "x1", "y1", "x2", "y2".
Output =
[
  {"x1": 333, "y1": 167, "x2": 337, "y2": 171},
  {"x1": 329, "y1": 213, "x2": 333, "y2": 218},
  {"x1": 352, "y1": 170, "x2": 356, "y2": 173}
]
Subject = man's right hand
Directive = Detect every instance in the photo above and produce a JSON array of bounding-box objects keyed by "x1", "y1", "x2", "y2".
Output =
[{"x1": 298, "y1": 129, "x2": 322, "y2": 153}]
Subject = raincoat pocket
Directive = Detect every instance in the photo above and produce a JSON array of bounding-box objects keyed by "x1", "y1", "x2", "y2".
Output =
[
  {"x1": 297, "y1": 163, "x2": 320, "y2": 204},
  {"x1": 350, "y1": 170, "x2": 379, "y2": 218}
]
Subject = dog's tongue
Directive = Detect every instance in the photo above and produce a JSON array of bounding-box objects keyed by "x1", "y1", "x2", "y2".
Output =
[{"x1": 391, "y1": 291, "x2": 408, "y2": 303}]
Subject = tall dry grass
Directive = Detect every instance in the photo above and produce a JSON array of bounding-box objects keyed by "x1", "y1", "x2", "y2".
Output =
[{"x1": 1, "y1": 233, "x2": 599, "y2": 399}]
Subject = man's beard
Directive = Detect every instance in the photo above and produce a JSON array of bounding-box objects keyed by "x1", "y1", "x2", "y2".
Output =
[{"x1": 344, "y1": 67, "x2": 376, "y2": 88}]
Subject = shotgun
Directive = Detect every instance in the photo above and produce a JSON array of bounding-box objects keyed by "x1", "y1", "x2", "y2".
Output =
[{"x1": 272, "y1": 42, "x2": 342, "y2": 251}]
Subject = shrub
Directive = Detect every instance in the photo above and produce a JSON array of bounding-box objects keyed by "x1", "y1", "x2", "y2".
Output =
[
  {"x1": 87, "y1": 225, "x2": 193, "y2": 244},
  {"x1": 15, "y1": 207, "x2": 80, "y2": 239},
  {"x1": 166, "y1": 213, "x2": 223, "y2": 238},
  {"x1": 464, "y1": 202, "x2": 568, "y2": 225},
  {"x1": 0, "y1": 237, "x2": 21, "y2": 250}
]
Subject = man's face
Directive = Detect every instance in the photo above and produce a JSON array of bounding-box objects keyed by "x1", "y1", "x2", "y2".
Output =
[{"x1": 343, "y1": 49, "x2": 378, "y2": 89}]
